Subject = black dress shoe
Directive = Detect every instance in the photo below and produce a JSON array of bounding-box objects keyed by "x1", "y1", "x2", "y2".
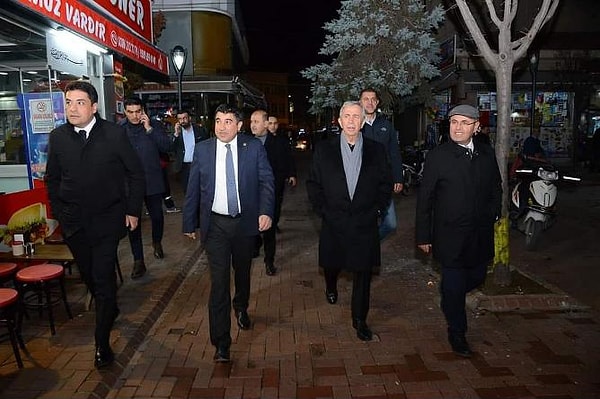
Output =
[
  {"x1": 94, "y1": 346, "x2": 115, "y2": 369},
  {"x1": 325, "y1": 290, "x2": 338, "y2": 304},
  {"x1": 352, "y1": 319, "x2": 373, "y2": 341},
  {"x1": 235, "y1": 310, "x2": 251, "y2": 330},
  {"x1": 265, "y1": 263, "x2": 277, "y2": 276},
  {"x1": 153, "y1": 241, "x2": 164, "y2": 259},
  {"x1": 448, "y1": 333, "x2": 473, "y2": 358},
  {"x1": 213, "y1": 346, "x2": 230, "y2": 363},
  {"x1": 131, "y1": 260, "x2": 146, "y2": 279}
]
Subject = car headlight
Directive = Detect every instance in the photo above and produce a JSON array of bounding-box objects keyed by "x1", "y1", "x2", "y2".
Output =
[{"x1": 537, "y1": 168, "x2": 558, "y2": 180}]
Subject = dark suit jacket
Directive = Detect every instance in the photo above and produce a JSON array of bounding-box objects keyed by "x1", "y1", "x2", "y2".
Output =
[
  {"x1": 182, "y1": 134, "x2": 275, "y2": 242},
  {"x1": 46, "y1": 118, "x2": 145, "y2": 239},
  {"x1": 173, "y1": 124, "x2": 209, "y2": 173},
  {"x1": 263, "y1": 133, "x2": 296, "y2": 197},
  {"x1": 119, "y1": 119, "x2": 172, "y2": 196},
  {"x1": 415, "y1": 141, "x2": 502, "y2": 268},
  {"x1": 306, "y1": 135, "x2": 392, "y2": 272}
]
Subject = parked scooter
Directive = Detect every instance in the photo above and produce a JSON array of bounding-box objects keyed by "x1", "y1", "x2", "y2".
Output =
[
  {"x1": 401, "y1": 145, "x2": 427, "y2": 195},
  {"x1": 509, "y1": 156, "x2": 581, "y2": 250}
]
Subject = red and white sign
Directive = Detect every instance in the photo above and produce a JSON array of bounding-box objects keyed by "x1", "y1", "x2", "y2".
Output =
[
  {"x1": 15, "y1": 0, "x2": 168, "y2": 75},
  {"x1": 89, "y1": 0, "x2": 153, "y2": 42}
]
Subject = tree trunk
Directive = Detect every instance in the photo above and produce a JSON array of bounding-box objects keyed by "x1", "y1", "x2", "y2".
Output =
[{"x1": 492, "y1": 56, "x2": 514, "y2": 286}]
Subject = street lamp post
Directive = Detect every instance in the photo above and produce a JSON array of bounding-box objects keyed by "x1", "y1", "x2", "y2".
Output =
[
  {"x1": 170, "y1": 45, "x2": 187, "y2": 112},
  {"x1": 529, "y1": 51, "x2": 539, "y2": 135},
  {"x1": 288, "y1": 94, "x2": 294, "y2": 128}
]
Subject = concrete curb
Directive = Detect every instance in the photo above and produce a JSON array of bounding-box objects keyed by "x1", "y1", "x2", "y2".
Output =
[{"x1": 468, "y1": 266, "x2": 590, "y2": 313}]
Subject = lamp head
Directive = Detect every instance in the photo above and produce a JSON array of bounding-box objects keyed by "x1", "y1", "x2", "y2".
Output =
[
  {"x1": 529, "y1": 51, "x2": 539, "y2": 70},
  {"x1": 171, "y1": 45, "x2": 186, "y2": 75}
]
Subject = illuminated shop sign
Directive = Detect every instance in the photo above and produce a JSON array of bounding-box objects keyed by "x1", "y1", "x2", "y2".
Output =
[{"x1": 15, "y1": 0, "x2": 168, "y2": 75}]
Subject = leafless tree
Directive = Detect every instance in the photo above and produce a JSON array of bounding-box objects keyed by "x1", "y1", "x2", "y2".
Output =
[{"x1": 452, "y1": 0, "x2": 560, "y2": 280}]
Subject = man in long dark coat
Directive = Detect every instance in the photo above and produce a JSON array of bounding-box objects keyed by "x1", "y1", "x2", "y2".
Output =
[
  {"x1": 307, "y1": 101, "x2": 392, "y2": 341},
  {"x1": 416, "y1": 104, "x2": 502, "y2": 357},
  {"x1": 46, "y1": 81, "x2": 145, "y2": 368}
]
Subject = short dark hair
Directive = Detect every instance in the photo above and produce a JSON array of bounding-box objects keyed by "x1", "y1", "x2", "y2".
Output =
[
  {"x1": 359, "y1": 88, "x2": 379, "y2": 100},
  {"x1": 215, "y1": 104, "x2": 243, "y2": 122},
  {"x1": 65, "y1": 80, "x2": 98, "y2": 104},
  {"x1": 177, "y1": 109, "x2": 191, "y2": 117},
  {"x1": 124, "y1": 97, "x2": 144, "y2": 108}
]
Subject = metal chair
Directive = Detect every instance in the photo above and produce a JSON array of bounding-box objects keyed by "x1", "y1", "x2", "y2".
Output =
[
  {"x1": 15, "y1": 263, "x2": 73, "y2": 335},
  {"x1": 0, "y1": 287, "x2": 25, "y2": 368}
]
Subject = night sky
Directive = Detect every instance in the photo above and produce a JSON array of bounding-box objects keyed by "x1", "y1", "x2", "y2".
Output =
[{"x1": 239, "y1": 1, "x2": 340, "y2": 74}]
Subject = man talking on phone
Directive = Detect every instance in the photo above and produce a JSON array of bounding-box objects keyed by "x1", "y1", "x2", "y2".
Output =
[{"x1": 120, "y1": 98, "x2": 173, "y2": 278}]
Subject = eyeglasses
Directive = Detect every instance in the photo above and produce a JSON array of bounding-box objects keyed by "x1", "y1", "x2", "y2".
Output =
[{"x1": 450, "y1": 119, "x2": 478, "y2": 128}]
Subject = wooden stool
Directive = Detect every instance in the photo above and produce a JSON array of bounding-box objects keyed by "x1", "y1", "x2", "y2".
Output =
[
  {"x1": 0, "y1": 262, "x2": 18, "y2": 287},
  {"x1": 15, "y1": 263, "x2": 73, "y2": 335},
  {"x1": 0, "y1": 288, "x2": 24, "y2": 368}
]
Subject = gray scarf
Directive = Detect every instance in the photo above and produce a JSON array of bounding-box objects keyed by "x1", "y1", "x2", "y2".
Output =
[{"x1": 340, "y1": 134, "x2": 363, "y2": 200}]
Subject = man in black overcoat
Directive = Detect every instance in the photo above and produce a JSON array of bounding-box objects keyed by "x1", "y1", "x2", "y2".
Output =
[
  {"x1": 46, "y1": 81, "x2": 145, "y2": 368},
  {"x1": 250, "y1": 109, "x2": 297, "y2": 275},
  {"x1": 307, "y1": 101, "x2": 392, "y2": 341},
  {"x1": 416, "y1": 104, "x2": 502, "y2": 357}
]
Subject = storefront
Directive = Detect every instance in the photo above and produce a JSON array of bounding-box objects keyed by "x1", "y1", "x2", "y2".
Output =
[
  {"x1": 477, "y1": 90, "x2": 574, "y2": 158},
  {"x1": 0, "y1": 0, "x2": 168, "y2": 250},
  {"x1": 425, "y1": 86, "x2": 575, "y2": 159},
  {"x1": 0, "y1": 0, "x2": 168, "y2": 195}
]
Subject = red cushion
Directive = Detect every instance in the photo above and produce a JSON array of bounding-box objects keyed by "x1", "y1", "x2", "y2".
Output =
[
  {"x1": 0, "y1": 288, "x2": 18, "y2": 307},
  {"x1": 0, "y1": 263, "x2": 18, "y2": 278},
  {"x1": 16, "y1": 264, "x2": 64, "y2": 283}
]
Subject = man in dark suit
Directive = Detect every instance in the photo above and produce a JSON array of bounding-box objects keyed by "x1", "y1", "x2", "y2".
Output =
[
  {"x1": 182, "y1": 104, "x2": 274, "y2": 363},
  {"x1": 416, "y1": 104, "x2": 502, "y2": 358},
  {"x1": 120, "y1": 98, "x2": 173, "y2": 278},
  {"x1": 250, "y1": 109, "x2": 297, "y2": 275},
  {"x1": 46, "y1": 81, "x2": 145, "y2": 369},
  {"x1": 172, "y1": 110, "x2": 210, "y2": 194},
  {"x1": 307, "y1": 101, "x2": 392, "y2": 341}
]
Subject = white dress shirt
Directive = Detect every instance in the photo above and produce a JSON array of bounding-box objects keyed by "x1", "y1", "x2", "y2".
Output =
[{"x1": 212, "y1": 136, "x2": 241, "y2": 215}]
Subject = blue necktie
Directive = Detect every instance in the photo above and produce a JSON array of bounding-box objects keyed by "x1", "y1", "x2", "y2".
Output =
[{"x1": 225, "y1": 143, "x2": 239, "y2": 217}]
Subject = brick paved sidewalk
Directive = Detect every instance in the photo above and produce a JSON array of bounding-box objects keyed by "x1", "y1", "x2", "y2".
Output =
[
  {"x1": 0, "y1": 204, "x2": 203, "y2": 398},
  {"x1": 2, "y1": 154, "x2": 599, "y2": 399},
  {"x1": 106, "y1": 176, "x2": 600, "y2": 399}
]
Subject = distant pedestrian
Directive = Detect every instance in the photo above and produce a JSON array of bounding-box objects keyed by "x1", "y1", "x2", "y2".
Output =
[
  {"x1": 592, "y1": 127, "x2": 600, "y2": 172},
  {"x1": 415, "y1": 104, "x2": 502, "y2": 358},
  {"x1": 120, "y1": 98, "x2": 173, "y2": 278},
  {"x1": 267, "y1": 115, "x2": 280, "y2": 136},
  {"x1": 46, "y1": 81, "x2": 145, "y2": 369},
  {"x1": 522, "y1": 128, "x2": 545, "y2": 159},
  {"x1": 307, "y1": 101, "x2": 393, "y2": 341},
  {"x1": 182, "y1": 104, "x2": 274, "y2": 363},
  {"x1": 251, "y1": 110, "x2": 297, "y2": 274},
  {"x1": 172, "y1": 110, "x2": 210, "y2": 195},
  {"x1": 359, "y1": 88, "x2": 403, "y2": 241}
]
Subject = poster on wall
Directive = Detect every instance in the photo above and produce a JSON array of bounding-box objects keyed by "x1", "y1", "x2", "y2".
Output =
[{"x1": 17, "y1": 92, "x2": 66, "y2": 186}]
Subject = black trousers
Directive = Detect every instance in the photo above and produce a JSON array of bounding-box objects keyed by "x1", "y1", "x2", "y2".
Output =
[
  {"x1": 128, "y1": 193, "x2": 164, "y2": 261},
  {"x1": 65, "y1": 229, "x2": 120, "y2": 349},
  {"x1": 256, "y1": 182, "x2": 285, "y2": 264},
  {"x1": 440, "y1": 264, "x2": 487, "y2": 334},
  {"x1": 205, "y1": 213, "x2": 254, "y2": 349},
  {"x1": 324, "y1": 268, "x2": 372, "y2": 322},
  {"x1": 162, "y1": 167, "x2": 175, "y2": 209},
  {"x1": 180, "y1": 162, "x2": 192, "y2": 195}
]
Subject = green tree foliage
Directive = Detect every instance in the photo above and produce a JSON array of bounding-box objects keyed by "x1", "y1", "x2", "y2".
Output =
[{"x1": 301, "y1": 0, "x2": 445, "y2": 113}]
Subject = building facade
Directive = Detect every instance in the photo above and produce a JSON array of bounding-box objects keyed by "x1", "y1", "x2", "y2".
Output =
[{"x1": 0, "y1": 0, "x2": 168, "y2": 193}]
